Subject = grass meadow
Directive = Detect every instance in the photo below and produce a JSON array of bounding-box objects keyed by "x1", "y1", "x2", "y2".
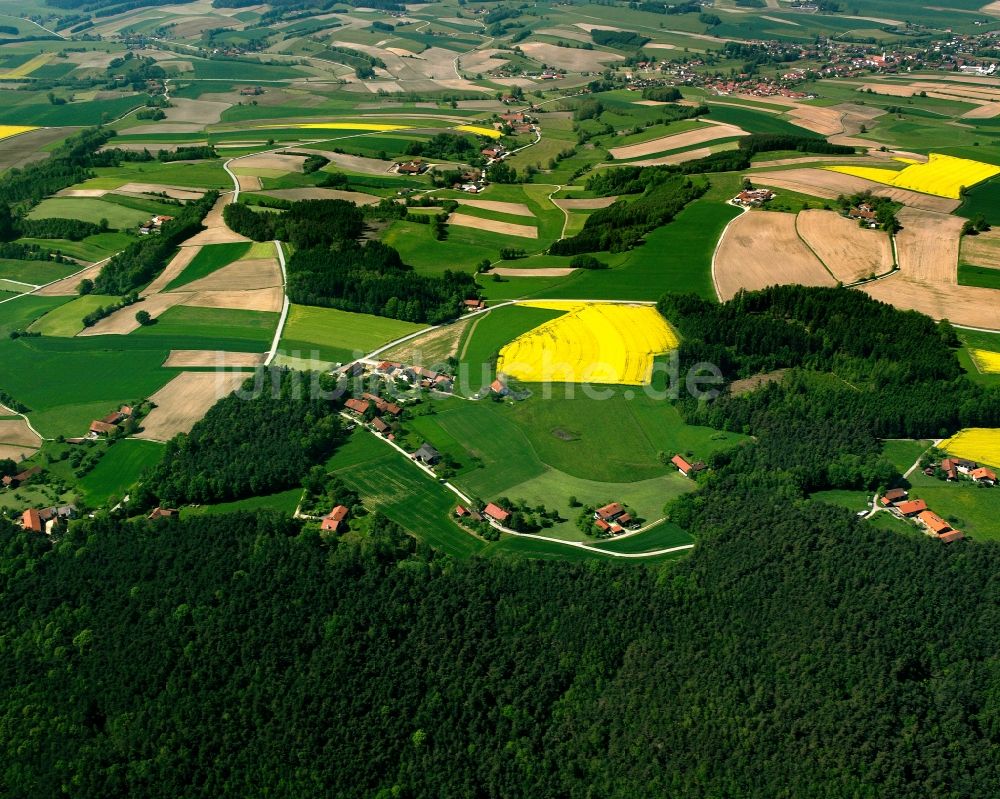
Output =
[{"x1": 278, "y1": 304, "x2": 425, "y2": 363}]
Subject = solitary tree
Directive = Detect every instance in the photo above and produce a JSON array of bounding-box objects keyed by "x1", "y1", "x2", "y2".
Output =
[{"x1": 135, "y1": 310, "x2": 153, "y2": 326}]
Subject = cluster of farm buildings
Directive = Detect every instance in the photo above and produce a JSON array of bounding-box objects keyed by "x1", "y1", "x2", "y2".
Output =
[{"x1": 880, "y1": 457, "x2": 997, "y2": 543}]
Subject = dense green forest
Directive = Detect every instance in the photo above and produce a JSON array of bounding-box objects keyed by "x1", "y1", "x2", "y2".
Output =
[
  {"x1": 660, "y1": 286, "x2": 1000, "y2": 492},
  {"x1": 2, "y1": 493, "x2": 999, "y2": 798},
  {"x1": 225, "y1": 198, "x2": 479, "y2": 323},
  {"x1": 135, "y1": 369, "x2": 343, "y2": 507}
]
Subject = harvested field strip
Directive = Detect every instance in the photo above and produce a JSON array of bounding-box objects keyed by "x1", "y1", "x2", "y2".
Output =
[
  {"x1": 961, "y1": 230, "x2": 1000, "y2": 269},
  {"x1": 448, "y1": 212, "x2": 537, "y2": 239},
  {"x1": 0, "y1": 54, "x2": 52, "y2": 79},
  {"x1": 969, "y1": 349, "x2": 1000, "y2": 374},
  {"x1": 163, "y1": 350, "x2": 266, "y2": 368},
  {"x1": 271, "y1": 122, "x2": 412, "y2": 131},
  {"x1": 137, "y1": 371, "x2": 253, "y2": 442},
  {"x1": 826, "y1": 154, "x2": 1000, "y2": 200},
  {"x1": 497, "y1": 301, "x2": 679, "y2": 386},
  {"x1": 0, "y1": 419, "x2": 41, "y2": 449},
  {"x1": 893, "y1": 207, "x2": 963, "y2": 284},
  {"x1": 0, "y1": 126, "x2": 38, "y2": 142},
  {"x1": 939, "y1": 428, "x2": 1000, "y2": 468},
  {"x1": 609, "y1": 122, "x2": 747, "y2": 160},
  {"x1": 455, "y1": 199, "x2": 534, "y2": 216},
  {"x1": 795, "y1": 209, "x2": 893, "y2": 284},
  {"x1": 714, "y1": 211, "x2": 835, "y2": 301}
]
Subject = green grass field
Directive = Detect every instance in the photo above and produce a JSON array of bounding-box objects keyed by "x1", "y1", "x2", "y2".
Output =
[
  {"x1": 181, "y1": 487, "x2": 304, "y2": 518},
  {"x1": 165, "y1": 242, "x2": 252, "y2": 291},
  {"x1": 18, "y1": 232, "x2": 135, "y2": 263},
  {"x1": 325, "y1": 429, "x2": 486, "y2": 558},
  {"x1": 77, "y1": 439, "x2": 164, "y2": 506},
  {"x1": 593, "y1": 521, "x2": 693, "y2": 553},
  {"x1": 278, "y1": 304, "x2": 425, "y2": 364},
  {"x1": 132, "y1": 306, "x2": 278, "y2": 351},
  {"x1": 958, "y1": 263, "x2": 1000, "y2": 291},
  {"x1": 27, "y1": 295, "x2": 118, "y2": 337},
  {"x1": 27, "y1": 197, "x2": 151, "y2": 229},
  {"x1": 0, "y1": 258, "x2": 77, "y2": 285},
  {"x1": 457, "y1": 305, "x2": 564, "y2": 393},
  {"x1": 882, "y1": 439, "x2": 932, "y2": 473}
]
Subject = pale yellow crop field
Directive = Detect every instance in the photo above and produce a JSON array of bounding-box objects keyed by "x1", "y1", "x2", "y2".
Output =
[
  {"x1": 940, "y1": 428, "x2": 1000, "y2": 467},
  {"x1": 267, "y1": 122, "x2": 411, "y2": 131},
  {"x1": 826, "y1": 154, "x2": 1000, "y2": 199},
  {"x1": 454, "y1": 124, "x2": 502, "y2": 139},
  {"x1": 0, "y1": 125, "x2": 38, "y2": 142},
  {"x1": 496, "y1": 301, "x2": 679, "y2": 385},
  {"x1": 969, "y1": 348, "x2": 1000, "y2": 374},
  {"x1": 0, "y1": 54, "x2": 53, "y2": 79}
]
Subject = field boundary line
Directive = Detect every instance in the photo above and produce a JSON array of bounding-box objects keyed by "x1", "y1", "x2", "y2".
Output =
[{"x1": 793, "y1": 210, "x2": 838, "y2": 283}]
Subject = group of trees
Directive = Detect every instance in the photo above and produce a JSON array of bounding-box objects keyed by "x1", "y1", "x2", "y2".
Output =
[
  {"x1": 836, "y1": 191, "x2": 900, "y2": 233},
  {"x1": 16, "y1": 216, "x2": 106, "y2": 241},
  {"x1": 404, "y1": 132, "x2": 486, "y2": 166},
  {"x1": 659, "y1": 286, "x2": 1000, "y2": 492},
  {"x1": 4, "y1": 489, "x2": 1000, "y2": 797},
  {"x1": 225, "y1": 198, "x2": 480, "y2": 323},
  {"x1": 93, "y1": 191, "x2": 218, "y2": 295},
  {"x1": 136, "y1": 369, "x2": 344, "y2": 508},
  {"x1": 550, "y1": 173, "x2": 705, "y2": 254},
  {"x1": 591, "y1": 29, "x2": 649, "y2": 48}
]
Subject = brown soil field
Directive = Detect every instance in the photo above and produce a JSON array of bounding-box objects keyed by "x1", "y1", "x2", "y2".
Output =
[
  {"x1": 729, "y1": 369, "x2": 788, "y2": 396},
  {"x1": 455, "y1": 199, "x2": 533, "y2": 216},
  {"x1": 55, "y1": 189, "x2": 108, "y2": 197},
  {"x1": 489, "y1": 267, "x2": 575, "y2": 277},
  {"x1": 163, "y1": 350, "x2": 266, "y2": 368},
  {"x1": 238, "y1": 174, "x2": 262, "y2": 192},
  {"x1": 750, "y1": 155, "x2": 876, "y2": 168},
  {"x1": 114, "y1": 182, "x2": 206, "y2": 200},
  {"x1": 714, "y1": 210, "x2": 835, "y2": 300},
  {"x1": 625, "y1": 147, "x2": 713, "y2": 167},
  {"x1": 644, "y1": 43, "x2": 676, "y2": 50},
  {"x1": 0, "y1": 127, "x2": 78, "y2": 173},
  {"x1": 180, "y1": 258, "x2": 282, "y2": 292},
  {"x1": 183, "y1": 287, "x2": 284, "y2": 313},
  {"x1": 183, "y1": 194, "x2": 252, "y2": 246},
  {"x1": 381, "y1": 317, "x2": 474, "y2": 364},
  {"x1": 786, "y1": 106, "x2": 844, "y2": 135},
  {"x1": 552, "y1": 197, "x2": 618, "y2": 210},
  {"x1": 36, "y1": 263, "x2": 102, "y2": 295},
  {"x1": 145, "y1": 246, "x2": 202, "y2": 295},
  {"x1": 234, "y1": 153, "x2": 307, "y2": 173},
  {"x1": 796, "y1": 209, "x2": 893, "y2": 283},
  {"x1": 518, "y1": 42, "x2": 623, "y2": 71},
  {"x1": 78, "y1": 292, "x2": 193, "y2": 336},
  {"x1": 447, "y1": 213, "x2": 537, "y2": 238},
  {"x1": 961, "y1": 229, "x2": 1000, "y2": 269},
  {"x1": 461, "y1": 48, "x2": 509, "y2": 73},
  {"x1": 894, "y1": 207, "x2": 963, "y2": 284},
  {"x1": 861, "y1": 279, "x2": 1000, "y2": 330},
  {"x1": 137, "y1": 371, "x2": 253, "y2": 441},
  {"x1": 0, "y1": 444, "x2": 36, "y2": 461},
  {"x1": 749, "y1": 168, "x2": 961, "y2": 213},
  {"x1": 288, "y1": 150, "x2": 392, "y2": 174},
  {"x1": 609, "y1": 122, "x2": 747, "y2": 160},
  {"x1": 118, "y1": 123, "x2": 206, "y2": 136},
  {"x1": 633, "y1": 100, "x2": 667, "y2": 106},
  {"x1": 0, "y1": 419, "x2": 42, "y2": 448},
  {"x1": 961, "y1": 102, "x2": 1000, "y2": 119},
  {"x1": 261, "y1": 187, "x2": 382, "y2": 204},
  {"x1": 163, "y1": 98, "x2": 230, "y2": 125}
]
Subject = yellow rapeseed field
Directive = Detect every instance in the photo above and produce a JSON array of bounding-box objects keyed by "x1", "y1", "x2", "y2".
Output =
[
  {"x1": 0, "y1": 125, "x2": 38, "y2": 142},
  {"x1": 270, "y1": 122, "x2": 411, "y2": 131},
  {"x1": 0, "y1": 53, "x2": 53, "y2": 79},
  {"x1": 969, "y1": 348, "x2": 1000, "y2": 374},
  {"x1": 826, "y1": 153, "x2": 1000, "y2": 199},
  {"x1": 496, "y1": 301, "x2": 680, "y2": 385},
  {"x1": 939, "y1": 428, "x2": 1000, "y2": 468},
  {"x1": 453, "y1": 124, "x2": 502, "y2": 140}
]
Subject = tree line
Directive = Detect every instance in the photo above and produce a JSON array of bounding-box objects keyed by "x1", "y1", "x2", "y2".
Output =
[
  {"x1": 224, "y1": 198, "x2": 480, "y2": 323},
  {"x1": 93, "y1": 191, "x2": 218, "y2": 295}
]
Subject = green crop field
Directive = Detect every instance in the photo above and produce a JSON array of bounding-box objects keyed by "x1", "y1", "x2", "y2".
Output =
[
  {"x1": 26, "y1": 197, "x2": 151, "y2": 229},
  {"x1": 0, "y1": 259, "x2": 78, "y2": 286},
  {"x1": 165, "y1": 242, "x2": 252, "y2": 290},
  {"x1": 77, "y1": 439, "x2": 164, "y2": 506},
  {"x1": 882, "y1": 440, "x2": 932, "y2": 473},
  {"x1": 181, "y1": 487, "x2": 304, "y2": 518},
  {"x1": 27, "y1": 295, "x2": 119, "y2": 337},
  {"x1": 959, "y1": 263, "x2": 1000, "y2": 291},
  {"x1": 457, "y1": 305, "x2": 564, "y2": 392},
  {"x1": 0, "y1": 336, "x2": 178, "y2": 438},
  {"x1": 132, "y1": 306, "x2": 278, "y2": 351},
  {"x1": 326, "y1": 430, "x2": 486, "y2": 558},
  {"x1": 278, "y1": 304, "x2": 425, "y2": 364},
  {"x1": 78, "y1": 161, "x2": 231, "y2": 191},
  {"x1": 0, "y1": 295, "x2": 70, "y2": 337},
  {"x1": 593, "y1": 521, "x2": 694, "y2": 553},
  {"x1": 18, "y1": 232, "x2": 135, "y2": 263}
]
